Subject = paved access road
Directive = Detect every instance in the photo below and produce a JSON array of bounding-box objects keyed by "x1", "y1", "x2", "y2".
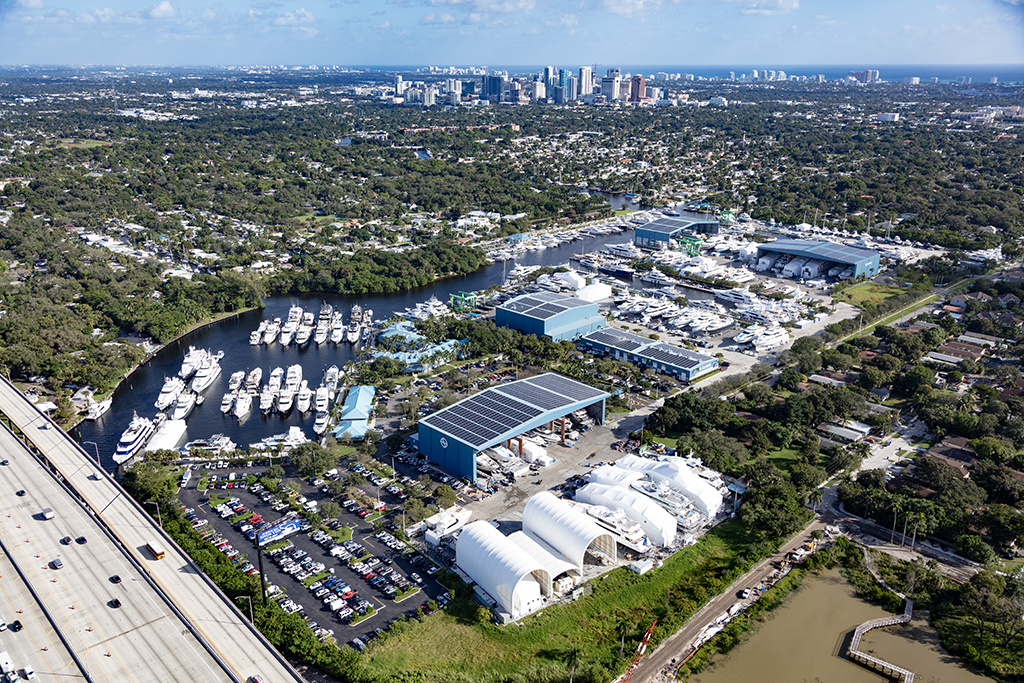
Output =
[{"x1": 0, "y1": 377, "x2": 305, "y2": 683}]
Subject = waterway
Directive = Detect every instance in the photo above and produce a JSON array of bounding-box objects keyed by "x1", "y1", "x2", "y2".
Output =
[
  {"x1": 73, "y1": 229, "x2": 647, "y2": 470},
  {"x1": 692, "y1": 569, "x2": 988, "y2": 683}
]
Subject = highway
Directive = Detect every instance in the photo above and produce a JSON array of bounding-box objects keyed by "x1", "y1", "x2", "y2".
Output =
[{"x1": 0, "y1": 377, "x2": 305, "y2": 683}]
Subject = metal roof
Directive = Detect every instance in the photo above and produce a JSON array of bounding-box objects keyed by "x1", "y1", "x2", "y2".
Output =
[
  {"x1": 420, "y1": 372, "x2": 608, "y2": 449},
  {"x1": 581, "y1": 327, "x2": 716, "y2": 370},
  {"x1": 756, "y1": 239, "x2": 878, "y2": 266},
  {"x1": 498, "y1": 291, "x2": 593, "y2": 320},
  {"x1": 639, "y1": 212, "x2": 720, "y2": 236}
]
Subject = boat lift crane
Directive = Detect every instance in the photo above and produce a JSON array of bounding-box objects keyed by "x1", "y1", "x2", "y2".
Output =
[{"x1": 621, "y1": 619, "x2": 657, "y2": 683}]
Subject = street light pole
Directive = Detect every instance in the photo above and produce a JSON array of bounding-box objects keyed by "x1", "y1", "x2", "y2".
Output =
[
  {"x1": 254, "y1": 529, "x2": 268, "y2": 607},
  {"x1": 235, "y1": 595, "x2": 254, "y2": 623},
  {"x1": 82, "y1": 441, "x2": 101, "y2": 469},
  {"x1": 144, "y1": 500, "x2": 162, "y2": 528}
]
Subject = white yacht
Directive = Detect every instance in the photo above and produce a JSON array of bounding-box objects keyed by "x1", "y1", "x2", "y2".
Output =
[
  {"x1": 227, "y1": 371, "x2": 245, "y2": 392},
  {"x1": 364, "y1": 308, "x2": 373, "y2": 325},
  {"x1": 259, "y1": 386, "x2": 276, "y2": 413},
  {"x1": 190, "y1": 354, "x2": 222, "y2": 394},
  {"x1": 279, "y1": 320, "x2": 296, "y2": 346},
  {"x1": 183, "y1": 434, "x2": 236, "y2": 455},
  {"x1": 248, "y1": 328, "x2": 263, "y2": 345},
  {"x1": 733, "y1": 325, "x2": 766, "y2": 344},
  {"x1": 346, "y1": 322, "x2": 360, "y2": 344},
  {"x1": 145, "y1": 418, "x2": 187, "y2": 454},
  {"x1": 262, "y1": 318, "x2": 281, "y2": 345},
  {"x1": 245, "y1": 368, "x2": 263, "y2": 394},
  {"x1": 285, "y1": 364, "x2": 302, "y2": 392},
  {"x1": 178, "y1": 346, "x2": 207, "y2": 379},
  {"x1": 715, "y1": 288, "x2": 759, "y2": 306},
  {"x1": 295, "y1": 323, "x2": 313, "y2": 347},
  {"x1": 314, "y1": 319, "x2": 330, "y2": 345},
  {"x1": 155, "y1": 376, "x2": 186, "y2": 411},
  {"x1": 172, "y1": 392, "x2": 199, "y2": 421},
  {"x1": 330, "y1": 312, "x2": 346, "y2": 344},
  {"x1": 233, "y1": 391, "x2": 252, "y2": 419},
  {"x1": 323, "y1": 365, "x2": 340, "y2": 394},
  {"x1": 84, "y1": 396, "x2": 113, "y2": 421},
  {"x1": 220, "y1": 391, "x2": 235, "y2": 414},
  {"x1": 277, "y1": 387, "x2": 295, "y2": 413},
  {"x1": 113, "y1": 413, "x2": 155, "y2": 464},
  {"x1": 565, "y1": 500, "x2": 652, "y2": 553},
  {"x1": 752, "y1": 326, "x2": 789, "y2": 351},
  {"x1": 318, "y1": 302, "x2": 333, "y2": 321},
  {"x1": 351, "y1": 303, "x2": 363, "y2": 324},
  {"x1": 314, "y1": 387, "x2": 330, "y2": 413},
  {"x1": 249, "y1": 426, "x2": 309, "y2": 452},
  {"x1": 313, "y1": 411, "x2": 331, "y2": 435},
  {"x1": 268, "y1": 367, "x2": 284, "y2": 392},
  {"x1": 296, "y1": 380, "x2": 312, "y2": 413}
]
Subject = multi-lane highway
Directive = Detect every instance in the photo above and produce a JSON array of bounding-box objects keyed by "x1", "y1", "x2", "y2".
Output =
[{"x1": 0, "y1": 377, "x2": 305, "y2": 683}]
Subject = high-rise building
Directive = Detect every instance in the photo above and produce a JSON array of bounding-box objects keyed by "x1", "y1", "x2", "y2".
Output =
[
  {"x1": 656, "y1": 71, "x2": 668, "y2": 81},
  {"x1": 849, "y1": 69, "x2": 880, "y2": 84},
  {"x1": 579, "y1": 66, "x2": 593, "y2": 96},
  {"x1": 600, "y1": 75, "x2": 621, "y2": 101},
  {"x1": 904, "y1": 77, "x2": 920, "y2": 85},
  {"x1": 423, "y1": 87, "x2": 436, "y2": 107},
  {"x1": 447, "y1": 78, "x2": 462, "y2": 95},
  {"x1": 482, "y1": 74, "x2": 505, "y2": 102},
  {"x1": 629, "y1": 74, "x2": 646, "y2": 102},
  {"x1": 532, "y1": 80, "x2": 546, "y2": 101},
  {"x1": 728, "y1": 71, "x2": 735, "y2": 80},
  {"x1": 565, "y1": 76, "x2": 578, "y2": 101},
  {"x1": 751, "y1": 69, "x2": 759, "y2": 80},
  {"x1": 606, "y1": 67, "x2": 621, "y2": 79},
  {"x1": 990, "y1": 77, "x2": 999, "y2": 84}
]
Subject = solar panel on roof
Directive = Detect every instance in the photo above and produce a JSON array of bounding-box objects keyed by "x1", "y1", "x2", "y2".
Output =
[
  {"x1": 527, "y1": 373, "x2": 606, "y2": 402},
  {"x1": 585, "y1": 329, "x2": 646, "y2": 352},
  {"x1": 497, "y1": 383, "x2": 567, "y2": 411},
  {"x1": 642, "y1": 346, "x2": 700, "y2": 369}
]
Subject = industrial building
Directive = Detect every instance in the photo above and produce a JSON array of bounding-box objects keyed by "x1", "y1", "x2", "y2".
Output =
[
  {"x1": 495, "y1": 291, "x2": 607, "y2": 341},
  {"x1": 578, "y1": 327, "x2": 720, "y2": 383},
  {"x1": 417, "y1": 373, "x2": 609, "y2": 480},
  {"x1": 753, "y1": 239, "x2": 880, "y2": 280},
  {"x1": 634, "y1": 212, "x2": 721, "y2": 249}
]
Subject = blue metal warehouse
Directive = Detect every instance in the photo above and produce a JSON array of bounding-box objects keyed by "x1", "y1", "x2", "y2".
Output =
[
  {"x1": 495, "y1": 291, "x2": 606, "y2": 341},
  {"x1": 417, "y1": 373, "x2": 609, "y2": 480},
  {"x1": 755, "y1": 239, "x2": 880, "y2": 279},
  {"x1": 578, "y1": 327, "x2": 720, "y2": 383},
  {"x1": 634, "y1": 212, "x2": 721, "y2": 249}
]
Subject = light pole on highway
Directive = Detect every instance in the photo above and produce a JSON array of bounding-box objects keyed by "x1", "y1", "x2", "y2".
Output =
[
  {"x1": 82, "y1": 441, "x2": 101, "y2": 469},
  {"x1": 144, "y1": 500, "x2": 162, "y2": 528},
  {"x1": 235, "y1": 595, "x2": 254, "y2": 623}
]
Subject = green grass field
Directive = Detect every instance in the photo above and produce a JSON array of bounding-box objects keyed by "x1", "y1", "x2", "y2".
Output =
[
  {"x1": 59, "y1": 138, "x2": 113, "y2": 149},
  {"x1": 763, "y1": 446, "x2": 802, "y2": 472},
  {"x1": 355, "y1": 521, "x2": 761, "y2": 683},
  {"x1": 833, "y1": 282, "x2": 902, "y2": 307}
]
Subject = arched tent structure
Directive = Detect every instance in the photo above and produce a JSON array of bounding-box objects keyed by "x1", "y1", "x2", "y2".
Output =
[
  {"x1": 587, "y1": 464, "x2": 645, "y2": 488},
  {"x1": 523, "y1": 492, "x2": 616, "y2": 569},
  {"x1": 574, "y1": 483, "x2": 677, "y2": 547},
  {"x1": 456, "y1": 521, "x2": 552, "y2": 620},
  {"x1": 614, "y1": 454, "x2": 724, "y2": 517}
]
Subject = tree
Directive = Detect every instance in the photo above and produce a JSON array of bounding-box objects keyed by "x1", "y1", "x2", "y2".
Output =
[
  {"x1": 777, "y1": 367, "x2": 803, "y2": 391},
  {"x1": 433, "y1": 484, "x2": 458, "y2": 510},
  {"x1": 319, "y1": 501, "x2": 342, "y2": 520},
  {"x1": 563, "y1": 646, "x2": 584, "y2": 683},
  {"x1": 290, "y1": 442, "x2": 334, "y2": 476},
  {"x1": 265, "y1": 464, "x2": 285, "y2": 479},
  {"x1": 808, "y1": 487, "x2": 824, "y2": 513}
]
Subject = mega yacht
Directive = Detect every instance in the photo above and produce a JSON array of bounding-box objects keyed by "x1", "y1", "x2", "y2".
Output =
[
  {"x1": 323, "y1": 365, "x2": 340, "y2": 395},
  {"x1": 190, "y1": 354, "x2": 222, "y2": 394},
  {"x1": 268, "y1": 367, "x2": 284, "y2": 392},
  {"x1": 733, "y1": 325, "x2": 765, "y2": 344},
  {"x1": 245, "y1": 367, "x2": 263, "y2": 394},
  {"x1": 295, "y1": 322, "x2": 313, "y2": 346},
  {"x1": 714, "y1": 288, "x2": 759, "y2": 306},
  {"x1": 84, "y1": 396, "x2": 113, "y2": 421},
  {"x1": 113, "y1": 413, "x2": 155, "y2": 464},
  {"x1": 346, "y1": 321, "x2": 361, "y2": 344},
  {"x1": 314, "y1": 387, "x2": 330, "y2": 413},
  {"x1": 314, "y1": 318, "x2": 330, "y2": 345},
  {"x1": 178, "y1": 346, "x2": 207, "y2": 379},
  {"x1": 172, "y1": 391, "x2": 199, "y2": 421},
  {"x1": 262, "y1": 318, "x2": 282, "y2": 345},
  {"x1": 285, "y1": 364, "x2": 303, "y2": 392},
  {"x1": 249, "y1": 426, "x2": 309, "y2": 453},
  {"x1": 330, "y1": 312, "x2": 346, "y2": 344},
  {"x1": 227, "y1": 371, "x2": 245, "y2": 392},
  {"x1": 565, "y1": 500, "x2": 652, "y2": 553},
  {"x1": 318, "y1": 302, "x2": 333, "y2": 321},
  {"x1": 351, "y1": 303, "x2": 363, "y2": 324},
  {"x1": 145, "y1": 418, "x2": 186, "y2": 454},
  {"x1": 752, "y1": 326, "x2": 789, "y2": 351},
  {"x1": 182, "y1": 434, "x2": 236, "y2": 455},
  {"x1": 277, "y1": 387, "x2": 295, "y2": 413},
  {"x1": 631, "y1": 480, "x2": 706, "y2": 531},
  {"x1": 155, "y1": 376, "x2": 186, "y2": 411},
  {"x1": 220, "y1": 391, "x2": 235, "y2": 414},
  {"x1": 296, "y1": 380, "x2": 312, "y2": 413},
  {"x1": 233, "y1": 390, "x2": 252, "y2": 419},
  {"x1": 259, "y1": 386, "x2": 276, "y2": 413},
  {"x1": 313, "y1": 411, "x2": 331, "y2": 435},
  {"x1": 279, "y1": 319, "x2": 297, "y2": 346},
  {"x1": 640, "y1": 271, "x2": 679, "y2": 287}
]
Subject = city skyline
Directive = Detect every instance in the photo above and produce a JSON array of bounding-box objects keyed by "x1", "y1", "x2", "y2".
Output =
[{"x1": 0, "y1": 0, "x2": 1022, "y2": 67}]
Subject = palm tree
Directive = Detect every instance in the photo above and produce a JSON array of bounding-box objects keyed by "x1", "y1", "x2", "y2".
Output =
[
  {"x1": 889, "y1": 495, "x2": 904, "y2": 545},
  {"x1": 564, "y1": 647, "x2": 584, "y2": 683},
  {"x1": 808, "y1": 488, "x2": 824, "y2": 514}
]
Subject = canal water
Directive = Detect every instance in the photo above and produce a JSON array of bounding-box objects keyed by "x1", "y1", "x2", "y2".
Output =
[
  {"x1": 692, "y1": 569, "x2": 988, "y2": 683},
  {"x1": 73, "y1": 229, "x2": 649, "y2": 469}
]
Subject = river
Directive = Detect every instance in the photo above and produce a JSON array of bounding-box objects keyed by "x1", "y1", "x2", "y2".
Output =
[
  {"x1": 73, "y1": 229, "x2": 655, "y2": 469},
  {"x1": 691, "y1": 569, "x2": 987, "y2": 683}
]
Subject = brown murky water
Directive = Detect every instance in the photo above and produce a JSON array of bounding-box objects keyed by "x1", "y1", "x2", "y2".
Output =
[{"x1": 692, "y1": 569, "x2": 988, "y2": 683}]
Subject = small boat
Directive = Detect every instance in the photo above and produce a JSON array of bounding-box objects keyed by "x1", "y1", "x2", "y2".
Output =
[
  {"x1": 220, "y1": 391, "x2": 235, "y2": 414},
  {"x1": 178, "y1": 346, "x2": 207, "y2": 379},
  {"x1": 227, "y1": 371, "x2": 245, "y2": 392},
  {"x1": 313, "y1": 411, "x2": 331, "y2": 435},
  {"x1": 173, "y1": 392, "x2": 198, "y2": 421},
  {"x1": 155, "y1": 376, "x2": 186, "y2": 411},
  {"x1": 234, "y1": 391, "x2": 252, "y2": 419},
  {"x1": 113, "y1": 413, "x2": 155, "y2": 464},
  {"x1": 259, "y1": 386, "x2": 276, "y2": 413},
  {"x1": 250, "y1": 320, "x2": 268, "y2": 346},
  {"x1": 84, "y1": 396, "x2": 113, "y2": 421},
  {"x1": 296, "y1": 380, "x2": 312, "y2": 413},
  {"x1": 246, "y1": 367, "x2": 263, "y2": 394}
]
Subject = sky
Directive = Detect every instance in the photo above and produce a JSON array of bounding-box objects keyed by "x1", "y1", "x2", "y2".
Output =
[{"x1": 0, "y1": 0, "x2": 1022, "y2": 67}]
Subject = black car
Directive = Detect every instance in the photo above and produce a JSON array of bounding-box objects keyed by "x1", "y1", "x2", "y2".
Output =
[
  {"x1": 76, "y1": 536, "x2": 88, "y2": 545},
  {"x1": 110, "y1": 598, "x2": 122, "y2": 609},
  {"x1": 61, "y1": 536, "x2": 72, "y2": 545},
  {"x1": 1, "y1": 459, "x2": 8, "y2": 465},
  {"x1": 110, "y1": 575, "x2": 122, "y2": 584},
  {"x1": 9, "y1": 620, "x2": 22, "y2": 632},
  {"x1": 16, "y1": 490, "x2": 25, "y2": 496}
]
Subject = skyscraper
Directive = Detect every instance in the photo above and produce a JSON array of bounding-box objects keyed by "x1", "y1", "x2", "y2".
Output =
[
  {"x1": 600, "y1": 76, "x2": 621, "y2": 101},
  {"x1": 629, "y1": 74, "x2": 646, "y2": 102},
  {"x1": 482, "y1": 74, "x2": 505, "y2": 103},
  {"x1": 606, "y1": 67, "x2": 621, "y2": 79},
  {"x1": 579, "y1": 66, "x2": 593, "y2": 96}
]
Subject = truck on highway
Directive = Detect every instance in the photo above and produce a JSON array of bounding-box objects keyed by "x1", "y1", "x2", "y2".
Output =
[
  {"x1": 41, "y1": 508, "x2": 54, "y2": 521},
  {"x1": 0, "y1": 651, "x2": 13, "y2": 675},
  {"x1": 146, "y1": 541, "x2": 166, "y2": 560}
]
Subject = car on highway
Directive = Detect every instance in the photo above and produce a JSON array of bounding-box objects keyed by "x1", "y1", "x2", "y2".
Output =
[
  {"x1": 50, "y1": 558, "x2": 63, "y2": 570},
  {"x1": 76, "y1": 536, "x2": 87, "y2": 545},
  {"x1": 61, "y1": 536, "x2": 72, "y2": 545},
  {"x1": 15, "y1": 490, "x2": 25, "y2": 496},
  {"x1": 110, "y1": 575, "x2": 122, "y2": 584},
  {"x1": 0, "y1": 459, "x2": 8, "y2": 465},
  {"x1": 110, "y1": 598, "x2": 122, "y2": 609}
]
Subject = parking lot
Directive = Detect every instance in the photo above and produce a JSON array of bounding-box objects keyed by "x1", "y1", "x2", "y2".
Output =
[{"x1": 178, "y1": 463, "x2": 448, "y2": 649}]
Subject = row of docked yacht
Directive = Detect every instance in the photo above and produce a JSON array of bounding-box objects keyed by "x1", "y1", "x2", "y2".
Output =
[{"x1": 250, "y1": 303, "x2": 370, "y2": 346}]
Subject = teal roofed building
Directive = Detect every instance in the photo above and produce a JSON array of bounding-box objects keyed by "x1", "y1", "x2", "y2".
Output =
[
  {"x1": 374, "y1": 338, "x2": 465, "y2": 373},
  {"x1": 333, "y1": 385, "x2": 376, "y2": 440}
]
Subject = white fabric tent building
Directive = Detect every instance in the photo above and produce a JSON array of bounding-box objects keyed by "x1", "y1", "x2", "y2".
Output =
[
  {"x1": 574, "y1": 483, "x2": 677, "y2": 547},
  {"x1": 456, "y1": 520, "x2": 577, "y2": 621},
  {"x1": 614, "y1": 454, "x2": 724, "y2": 517},
  {"x1": 523, "y1": 492, "x2": 616, "y2": 568}
]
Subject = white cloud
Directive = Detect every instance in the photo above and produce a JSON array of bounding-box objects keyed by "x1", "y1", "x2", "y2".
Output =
[
  {"x1": 421, "y1": 11, "x2": 457, "y2": 23},
  {"x1": 75, "y1": 11, "x2": 95, "y2": 22},
  {"x1": 200, "y1": 7, "x2": 215, "y2": 19},
  {"x1": 148, "y1": 0, "x2": 176, "y2": 19},
  {"x1": 273, "y1": 7, "x2": 315, "y2": 24},
  {"x1": 431, "y1": 0, "x2": 534, "y2": 12},
  {"x1": 17, "y1": 0, "x2": 45, "y2": 9},
  {"x1": 814, "y1": 14, "x2": 844, "y2": 26},
  {"x1": 730, "y1": 0, "x2": 799, "y2": 16},
  {"x1": 603, "y1": 0, "x2": 661, "y2": 16}
]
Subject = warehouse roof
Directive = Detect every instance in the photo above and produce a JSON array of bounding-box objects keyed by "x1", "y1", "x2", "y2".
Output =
[
  {"x1": 639, "y1": 213, "x2": 720, "y2": 236},
  {"x1": 582, "y1": 327, "x2": 717, "y2": 370},
  {"x1": 419, "y1": 373, "x2": 608, "y2": 450},
  {"x1": 756, "y1": 239, "x2": 878, "y2": 266},
  {"x1": 499, "y1": 291, "x2": 594, "y2": 320}
]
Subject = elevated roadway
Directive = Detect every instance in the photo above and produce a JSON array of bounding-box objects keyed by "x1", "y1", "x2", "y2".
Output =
[{"x1": 0, "y1": 377, "x2": 305, "y2": 683}]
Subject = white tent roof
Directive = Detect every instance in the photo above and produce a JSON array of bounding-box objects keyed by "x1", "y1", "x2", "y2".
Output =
[
  {"x1": 614, "y1": 454, "x2": 724, "y2": 516},
  {"x1": 576, "y1": 283, "x2": 612, "y2": 303},
  {"x1": 507, "y1": 530, "x2": 577, "y2": 581},
  {"x1": 556, "y1": 270, "x2": 587, "y2": 290},
  {"x1": 587, "y1": 465, "x2": 645, "y2": 488},
  {"x1": 574, "y1": 483, "x2": 677, "y2": 547},
  {"x1": 456, "y1": 521, "x2": 550, "y2": 618},
  {"x1": 523, "y1": 492, "x2": 616, "y2": 569}
]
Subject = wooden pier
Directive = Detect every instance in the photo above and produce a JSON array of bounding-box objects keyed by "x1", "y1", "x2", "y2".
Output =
[{"x1": 847, "y1": 598, "x2": 915, "y2": 682}]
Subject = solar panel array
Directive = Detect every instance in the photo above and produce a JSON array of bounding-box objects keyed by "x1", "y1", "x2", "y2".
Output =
[
  {"x1": 498, "y1": 291, "x2": 593, "y2": 320},
  {"x1": 641, "y1": 214, "x2": 718, "y2": 236},
  {"x1": 582, "y1": 328, "x2": 647, "y2": 352},
  {"x1": 421, "y1": 373, "x2": 608, "y2": 449},
  {"x1": 641, "y1": 343, "x2": 705, "y2": 369}
]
